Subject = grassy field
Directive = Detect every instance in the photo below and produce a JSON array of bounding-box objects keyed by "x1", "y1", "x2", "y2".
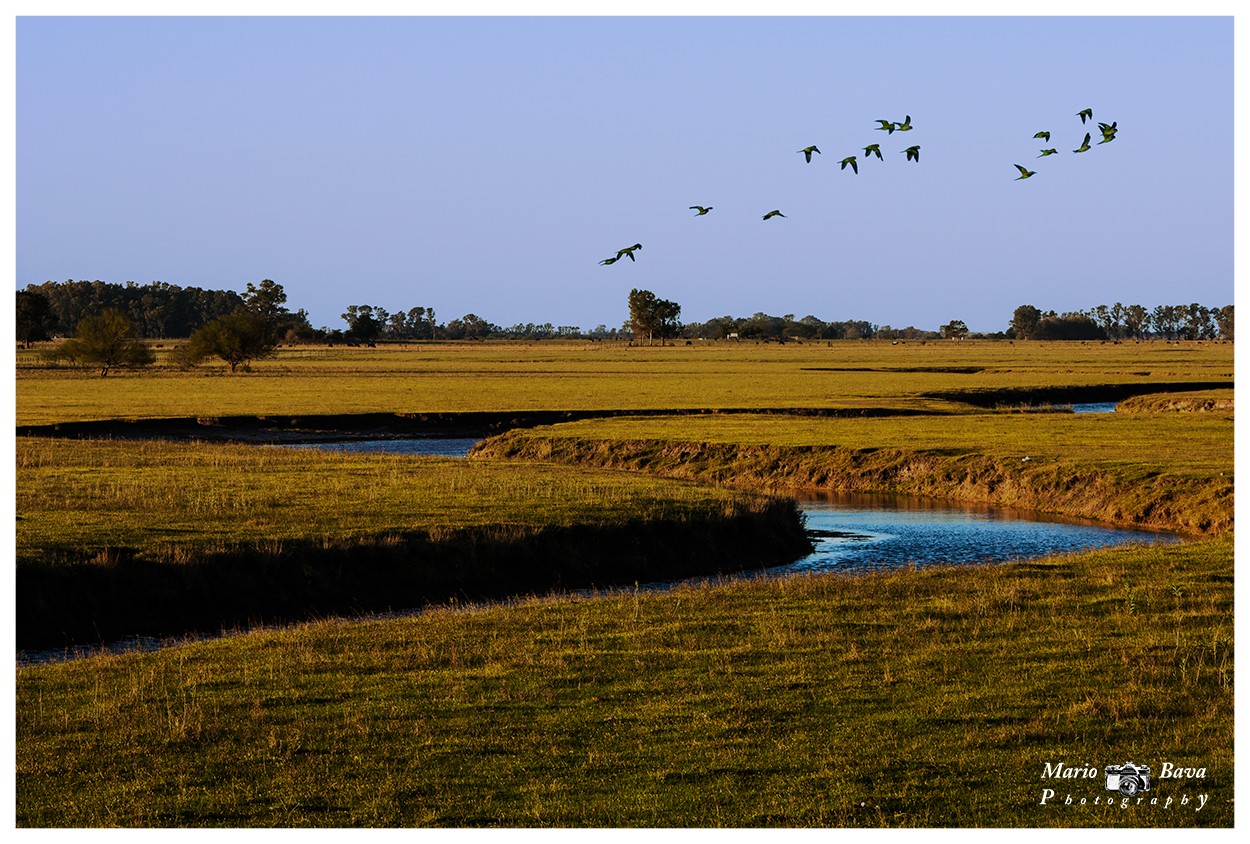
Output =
[
  {"x1": 14, "y1": 339, "x2": 1233, "y2": 424},
  {"x1": 16, "y1": 537, "x2": 1233, "y2": 826},
  {"x1": 13, "y1": 340, "x2": 1235, "y2": 827},
  {"x1": 15, "y1": 437, "x2": 777, "y2": 559},
  {"x1": 475, "y1": 410, "x2": 1234, "y2": 476},
  {"x1": 15, "y1": 437, "x2": 809, "y2": 648}
]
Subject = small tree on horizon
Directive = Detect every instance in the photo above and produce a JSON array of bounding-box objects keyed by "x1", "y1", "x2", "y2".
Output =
[{"x1": 43, "y1": 308, "x2": 155, "y2": 376}]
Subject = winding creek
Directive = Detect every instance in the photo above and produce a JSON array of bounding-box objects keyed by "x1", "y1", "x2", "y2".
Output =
[{"x1": 21, "y1": 411, "x2": 1182, "y2": 666}]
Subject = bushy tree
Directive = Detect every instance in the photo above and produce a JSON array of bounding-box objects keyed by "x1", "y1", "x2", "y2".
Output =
[
  {"x1": 341, "y1": 305, "x2": 384, "y2": 344},
  {"x1": 1215, "y1": 304, "x2": 1234, "y2": 340},
  {"x1": 1009, "y1": 305, "x2": 1042, "y2": 339},
  {"x1": 177, "y1": 280, "x2": 301, "y2": 370},
  {"x1": 1031, "y1": 313, "x2": 1105, "y2": 340},
  {"x1": 627, "y1": 289, "x2": 681, "y2": 345},
  {"x1": 43, "y1": 308, "x2": 154, "y2": 375},
  {"x1": 16, "y1": 290, "x2": 53, "y2": 347},
  {"x1": 940, "y1": 319, "x2": 969, "y2": 339},
  {"x1": 180, "y1": 309, "x2": 276, "y2": 372}
]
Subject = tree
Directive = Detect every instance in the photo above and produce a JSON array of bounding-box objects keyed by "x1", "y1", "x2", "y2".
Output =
[
  {"x1": 1215, "y1": 304, "x2": 1234, "y2": 340},
  {"x1": 1009, "y1": 305, "x2": 1042, "y2": 339},
  {"x1": 627, "y1": 289, "x2": 681, "y2": 345},
  {"x1": 1123, "y1": 304, "x2": 1149, "y2": 339},
  {"x1": 341, "y1": 305, "x2": 383, "y2": 344},
  {"x1": 44, "y1": 308, "x2": 154, "y2": 375},
  {"x1": 1031, "y1": 313, "x2": 1105, "y2": 340},
  {"x1": 181, "y1": 308, "x2": 277, "y2": 371},
  {"x1": 940, "y1": 319, "x2": 969, "y2": 340},
  {"x1": 1151, "y1": 304, "x2": 1179, "y2": 339},
  {"x1": 444, "y1": 313, "x2": 496, "y2": 340},
  {"x1": 1179, "y1": 303, "x2": 1213, "y2": 340},
  {"x1": 16, "y1": 290, "x2": 53, "y2": 347}
]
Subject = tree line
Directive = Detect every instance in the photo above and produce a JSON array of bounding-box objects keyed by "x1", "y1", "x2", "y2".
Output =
[
  {"x1": 17, "y1": 280, "x2": 255, "y2": 345},
  {"x1": 1009, "y1": 303, "x2": 1234, "y2": 341},
  {"x1": 15, "y1": 278, "x2": 1234, "y2": 376}
]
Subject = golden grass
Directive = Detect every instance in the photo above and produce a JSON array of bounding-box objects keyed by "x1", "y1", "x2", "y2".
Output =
[
  {"x1": 480, "y1": 410, "x2": 1234, "y2": 476},
  {"x1": 15, "y1": 339, "x2": 1233, "y2": 425}
]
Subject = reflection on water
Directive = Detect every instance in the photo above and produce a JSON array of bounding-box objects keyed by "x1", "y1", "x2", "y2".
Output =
[
  {"x1": 784, "y1": 492, "x2": 1173, "y2": 574},
  {"x1": 280, "y1": 438, "x2": 481, "y2": 457},
  {"x1": 1071, "y1": 402, "x2": 1119, "y2": 413}
]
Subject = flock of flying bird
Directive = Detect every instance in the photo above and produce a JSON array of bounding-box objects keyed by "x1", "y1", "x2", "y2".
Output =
[
  {"x1": 599, "y1": 108, "x2": 1117, "y2": 266},
  {"x1": 1013, "y1": 107, "x2": 1119, "y2": 181}
]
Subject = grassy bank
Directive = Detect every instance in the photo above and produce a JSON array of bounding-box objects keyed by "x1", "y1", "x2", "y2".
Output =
[
  {"x1": 1117, "y1": 389, "x2": 1234, "y2": 414},
  {"x1": 472, "y1": 411, "x2": 1233, "y2": 535},
  {"x1": 16, "y1": 438, "x2": 810, "y2": 648},
  {"x1": 15, "y1": 339, "x2": 1233, "y2": 425},
  {"x1": 16, "y1": 536, "x2": 1233, "y2": 826}
]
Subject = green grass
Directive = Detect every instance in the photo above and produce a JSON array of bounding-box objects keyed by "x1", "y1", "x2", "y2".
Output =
[
  {"x1": 479, "y1": 411, "x2": 1233, "y2": 477},
  {"x1": 15, "y1": 437, "x2": 765, "y2": 561},
  {"x1": 15, "y1": 339, "x2": 1233, "y2": 425},
  {"x1": 16, "y1": 537, "x2": 1233, "y2": 826}
]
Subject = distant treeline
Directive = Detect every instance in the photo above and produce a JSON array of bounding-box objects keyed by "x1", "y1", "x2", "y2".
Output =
[
  {"x1": 1009, "y1": 303, "x2": 1234, "y2": 342},
  {"x1": 18, "y1": 280, "x2": 250, "y2": 342},
  {"x1": 15, "y1": 279, "x2": 1233, "y2": 346}
]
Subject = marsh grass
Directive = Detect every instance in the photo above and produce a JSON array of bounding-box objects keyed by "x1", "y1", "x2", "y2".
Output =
[
  {"x1": 14, "y1": 340, "x2": 1233, "y2": 425},
  {"x1": 16, "y1": 537, "x2": 1233, "y2": 826}
]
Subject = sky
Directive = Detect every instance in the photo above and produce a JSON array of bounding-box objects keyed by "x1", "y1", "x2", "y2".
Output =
[{"x1": 13, "y1": 10, "x2": 1236, "y2": 334}]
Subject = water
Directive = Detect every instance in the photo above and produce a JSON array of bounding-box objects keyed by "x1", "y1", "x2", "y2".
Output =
[
  {"x1": 18, "y1": 451, "x2": 1174, "y2": 666},
  {"x1": 1071, "y1": 402, "x2": 1119, "y2": 413},
  {"x1": 280, "y1": 437, "x2": 481, "y2": 457},
  {"x1": 782, "y1": 493, "x2": 1173, "y2": 575}
]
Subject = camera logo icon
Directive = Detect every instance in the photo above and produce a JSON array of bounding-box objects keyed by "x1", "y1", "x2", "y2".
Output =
[{"x1": 1104, "y1": 762, "x2": 1152, "y2": 796}]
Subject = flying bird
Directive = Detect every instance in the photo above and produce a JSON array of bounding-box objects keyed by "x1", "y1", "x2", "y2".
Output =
[
  {"x1": 1074, "y1": 133, "x2": 1092, "y2": 153},
  {"x1": 839, "y1": 155, "x2": 858, "y2": 174},
  {"x1": 798, "y1": 145, "x2": 821, "y2": 163},
  {"x1": 762, "y1": 210, "x2": 786, "y2": 220},
  {"x1": 1077, "y1": 108, "x2": 1093, "y2": 124},
  {"x1": 1014, "y1": 164, "x2": 1036, "y2": 180},
  {"x1": 901, "y1": 145, "x2": 920, "y2": 162},
  {"x1": 875, "y1": 119, "x2": 896, "y2": 134},
  {"x1": 689, "y1": 205, "x2": 713, "y2": 216},
  {"x1": 598, "y1": 256, "x2": 620, "y2": 266},
  {"x1": 1097, "y1": 121, "x2": 1118, "y2": 144},
  {"x1": 1038, "y1": 148, "x2": 1059, "y2": 157},
  {"x1": 1034, "y1": 131, "x2": 1051, "y2": 142},
  {"x1": 895, "y1": 115, "x2": 913, "y2": 131},
  {"x1": 616, "y1": 243, "x2": 643, "y2": 261},
  {"x1": 863, "y1": 143, "x2": 883, "y2": 160}
]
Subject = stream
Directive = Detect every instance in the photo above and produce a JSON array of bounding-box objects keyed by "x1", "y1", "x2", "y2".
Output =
[{"x1": 21, "y1": 418, "x2": 1175, "y2": 666}]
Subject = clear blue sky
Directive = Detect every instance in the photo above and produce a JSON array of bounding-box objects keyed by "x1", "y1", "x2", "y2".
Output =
[{"x1": 16, "y1": 14, "x2": 1234, "y2": 333}]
